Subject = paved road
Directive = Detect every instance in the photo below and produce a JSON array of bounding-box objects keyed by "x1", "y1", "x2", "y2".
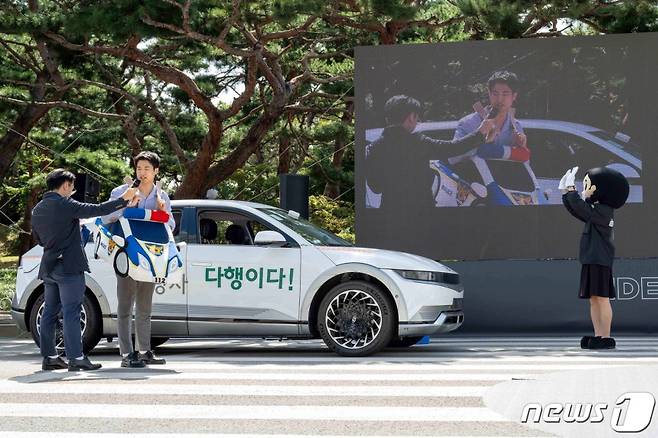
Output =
[{"x1": 0, "y1": 336, "x2": 657, "y2": 437}]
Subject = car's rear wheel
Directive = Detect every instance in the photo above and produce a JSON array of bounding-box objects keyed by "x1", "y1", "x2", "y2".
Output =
[
  {"x1": 29, "y1": 292, "x2": 102, "y2": 355},
  {"x1": 388, "y1": 336, "x2": 424, "y2": 348},
  {"x1": 318, "y1": 280, "x2": 395, "y2": 357}
]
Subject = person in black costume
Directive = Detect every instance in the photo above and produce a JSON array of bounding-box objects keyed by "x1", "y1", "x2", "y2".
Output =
[
  {"x1": 366, "y1": 95, "x2": 495, "y2": 211},
  {"x1": 559, "y1": 166, "x2": 629, "y2": 350}
]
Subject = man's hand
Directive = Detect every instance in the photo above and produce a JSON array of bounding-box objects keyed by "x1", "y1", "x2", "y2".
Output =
[
  {"x1": 512, "y1": 132, "x2": 527, "y2": 148},
  {"x1": 121, "y1": 187, "x2": 139, "y2": 201},
  {"x1": 127, "y1": 195, "x2": 140, "y2": 207},
  {"x1": 155, "y1": 181, "x2": 166, "y2": 211},
  {"x1": 478, "y1": 119, "x2": 497, "y2": 142},
  {"x1": 156, "y1": 194, "x2": 165, "y2": 211}
]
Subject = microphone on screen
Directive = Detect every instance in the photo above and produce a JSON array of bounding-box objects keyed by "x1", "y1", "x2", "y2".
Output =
[{"x1": 123, "y1": 175, "x2": 141, "y2": 188}]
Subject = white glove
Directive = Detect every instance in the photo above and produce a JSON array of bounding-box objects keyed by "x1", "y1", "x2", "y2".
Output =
[
  {"x1": 565, "y1": 166, "x2": 578, "y2": 188},
  {"x1": 558, "y1": 166, "x2": 579, "y2": 193}
]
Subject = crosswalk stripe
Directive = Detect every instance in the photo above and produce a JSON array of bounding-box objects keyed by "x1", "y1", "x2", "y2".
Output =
[
  {"x1": 16, "y1": 371, "x2": 536, "y2": 383},
  {"x1": 0, "y1": 381, "x2": 489, "y2": 397},
  {"x1": 120, "y1": 351, "x2": 658, "y2": 362},
  {"x1": 88, "y1": 361, "x2": 640, "y2": 371},
  {"x1": 2, "y1": 434, "x2": 548, "y2": 438},
  {"x1": 0, "y1": 403, "x2": 509, "y2": 422}
]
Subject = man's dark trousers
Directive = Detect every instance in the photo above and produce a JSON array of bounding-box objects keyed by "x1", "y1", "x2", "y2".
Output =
[{"x1": 40, "y1": 261, "x2": 86, "y2": 359}]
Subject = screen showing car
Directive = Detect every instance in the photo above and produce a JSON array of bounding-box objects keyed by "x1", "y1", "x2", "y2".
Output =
[{"x1": 355, "y1": 33, "x2": 658, "y2": 260}]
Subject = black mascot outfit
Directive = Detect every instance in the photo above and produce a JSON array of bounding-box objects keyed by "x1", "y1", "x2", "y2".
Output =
[{"x1": 559, "y1": 166, "x2": 629, "y2": 350}]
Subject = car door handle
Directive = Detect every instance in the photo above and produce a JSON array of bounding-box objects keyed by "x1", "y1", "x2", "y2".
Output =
[{"x1": 191, "y1": 262, "x2": 212, "y2": 267}]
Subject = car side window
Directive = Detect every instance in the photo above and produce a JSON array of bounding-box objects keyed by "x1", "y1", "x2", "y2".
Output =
[
  {"x1": 198, "y1": 211, "x2": 260, "y2": 246},
  {"x1": 172, "y1": 209, "x2": 183, "y2": 242},
  {"x1": 528, "y1": 129, "x2": 623, "y2": 177}
]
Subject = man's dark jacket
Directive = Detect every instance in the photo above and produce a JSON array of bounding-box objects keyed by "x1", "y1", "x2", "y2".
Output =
[
  {"x1": 562, "y1": 191, "x2": 615, "y2": 267},
  {"x1": 32, "y1": 192, "x2": 128, "y2": 279},
  {"x1": 365, "y1": 126, "x2": 485, "y2": 211}
]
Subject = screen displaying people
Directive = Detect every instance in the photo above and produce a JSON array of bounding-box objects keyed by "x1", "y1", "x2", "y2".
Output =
[{"x1": 356, "y1": 33, "x2": 657, "y2": 260}]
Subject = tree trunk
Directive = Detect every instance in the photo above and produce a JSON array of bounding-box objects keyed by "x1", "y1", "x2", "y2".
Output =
[
  {"x1": 277, "y1": 135, "x2": 291, "y2": 174},
  {"x1": 17, "y1": 176, "x2": 40, "y2": 259},
  {"x1": 0, "y1": 71, "x2": 54, "y2": 185},
  {"x1": 203, "y1": 106, "x2": 285, "y2": 195},
  {"x1": 173, "y1": 119, "x2": 222, "y2": 199},
  {"x1": 323, "y1": 103, "x2": 353, "y2": 198}
]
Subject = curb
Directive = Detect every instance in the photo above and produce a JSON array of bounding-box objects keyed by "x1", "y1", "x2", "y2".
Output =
[{"x1": 0, "y1": 311, "x2": 28, "y2": 338}]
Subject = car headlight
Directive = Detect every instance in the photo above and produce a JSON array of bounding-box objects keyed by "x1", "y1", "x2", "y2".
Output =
[
  {"x1": 137, "y1": 253, "x2": 152, "y2": 272},
  {"x1": 393, "y1": 269, "x2": 460, "y2": 285},
  {"x1": 167, "y1": 256, "x2": 180, "y2": 274}
]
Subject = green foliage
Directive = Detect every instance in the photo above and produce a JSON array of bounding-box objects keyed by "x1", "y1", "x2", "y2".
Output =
[
  {"x1": 369, "y1": 0, "x2": 416, "y2": 21},
  {"x1": 309, "y1": 195, "x2": 354, "y2": 242}
]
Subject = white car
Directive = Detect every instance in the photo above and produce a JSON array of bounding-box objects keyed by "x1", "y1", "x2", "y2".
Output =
[
  {"x1": 11, "y1": 200, "x2": 464, "y2": 356},
  {"x1": 365, "y1": 119, "x2": 642, "y2": 207}
]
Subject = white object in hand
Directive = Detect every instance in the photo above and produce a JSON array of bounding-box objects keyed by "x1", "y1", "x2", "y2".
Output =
[
  {"x1": 564, "y1": 166, "x2": 579, "y2": 188},
  {"x1": 558, "y1": 166, "x2": 579, "y2": 192}
]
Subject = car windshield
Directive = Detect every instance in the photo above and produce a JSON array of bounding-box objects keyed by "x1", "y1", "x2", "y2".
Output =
[
  {"x1": 128, "y1": 220, "x2": 169, "y2": 244},
  {"x1": 257, "y1": 208, "x2": 353, "y2": 247},
  {"x1": 589, "y1": 130, "x2": 642, "y2": 159}
]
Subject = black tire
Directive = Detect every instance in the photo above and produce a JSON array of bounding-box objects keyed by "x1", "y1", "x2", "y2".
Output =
[
  {"x1": 388, "y1": 336, "x2": 424, "y2": 348},
  {"x1": 29, "y1": 291, "x2": 102, "y2": 355},
  {"x1": 113, "y1": 249, "x2": 129, "y2": 277},
  {"x1": 317, "y1": 280, "x2": 395, "y2": 357}
]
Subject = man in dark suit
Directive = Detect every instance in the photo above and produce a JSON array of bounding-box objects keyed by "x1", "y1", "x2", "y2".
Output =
[
  {"x1": 32, "y1": 169, "x2": 138, "y2": 371},
  {"x1": 365, "y1": 95, "x2": 493, "y2": 211}
]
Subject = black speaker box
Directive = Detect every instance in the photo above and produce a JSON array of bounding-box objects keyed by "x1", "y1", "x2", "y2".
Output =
[
  {"x1": 72, "y1": 173, "x2": 101, "y2": 203},
  {"x1": 279, "y1": 174, "x2": 309, "y2": 219}
]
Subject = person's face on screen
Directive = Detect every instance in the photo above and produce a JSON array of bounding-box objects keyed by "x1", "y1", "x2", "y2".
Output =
[
  {"x1": 402, "y1": 112, "x2": 419, "y2": 132},
  {"x1": 488, "y1": 82, "x2": 517, "y2": 114}
]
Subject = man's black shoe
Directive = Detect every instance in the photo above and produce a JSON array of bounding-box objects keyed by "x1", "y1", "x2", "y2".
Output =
[
  {"x1": 121, "y1": 351, "x2": 146, "y2": 368},
  {"x1": 42, "y1": 356, "x2": 68, "y2": 371},
  {"x1": 139, "y1": 350, "x2": 166, "y2": 365},
  {"x1": 68, "y1": 356, "x2": 102, "y2": 371},
  {"x1": 580, "y1": 336, "x2": 594, "y2": 349}
]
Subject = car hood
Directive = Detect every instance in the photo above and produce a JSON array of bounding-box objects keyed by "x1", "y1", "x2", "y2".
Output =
[{"x1": 316, "y1": 246, "x2": 455, "y2": 273}]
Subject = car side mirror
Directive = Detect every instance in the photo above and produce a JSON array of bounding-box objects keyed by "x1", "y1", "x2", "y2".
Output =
[
  {"x1": 112, "y1": 235, "x2": 126, "y2": 248},
  {"x1": 254, "y1": 231, "x2": 287, "y2": 246}
]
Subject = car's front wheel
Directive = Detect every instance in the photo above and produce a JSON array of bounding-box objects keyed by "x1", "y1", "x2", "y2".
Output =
[
  {"x1": 29, "y1": 292, "x2": 102, "y2": 355},
  {"x1": 318, "y1": 280, "x2": 395, "y2": 357}
]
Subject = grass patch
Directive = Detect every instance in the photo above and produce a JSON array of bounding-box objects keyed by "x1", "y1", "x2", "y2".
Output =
[
  {"x1": 0, "y1": 256, "x2": 18, "y2": 269},
  {"x1": 0, "y1": 268, "x2": 16, "y2": 311}
]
